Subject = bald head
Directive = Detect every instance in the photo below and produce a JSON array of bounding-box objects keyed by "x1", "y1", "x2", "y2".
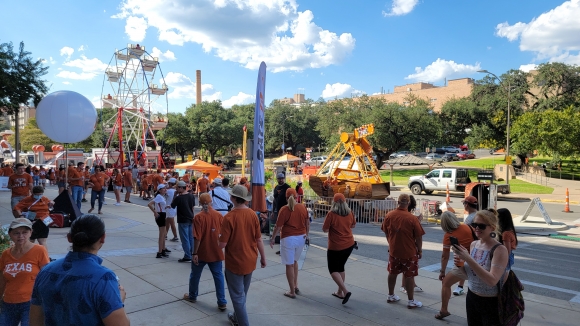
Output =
[{"x1": 398, "y1": 194, "x2": 410, "y2": 208}]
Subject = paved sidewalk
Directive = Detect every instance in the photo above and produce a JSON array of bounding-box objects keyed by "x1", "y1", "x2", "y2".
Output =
[{"x1": 1, "y1": 188, "x2": 579, "y2": 325}]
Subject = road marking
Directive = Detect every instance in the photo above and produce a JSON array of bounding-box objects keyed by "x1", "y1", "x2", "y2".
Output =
[
  {"x1": 421, "y1": 261, "x2": 454, "y2": 272},
  {"x1": 520, "y1": 280, "x2": 580, "y2": 300},
  {"x1": 512, "y1": 267, "x2": 580, "y2": 282}
]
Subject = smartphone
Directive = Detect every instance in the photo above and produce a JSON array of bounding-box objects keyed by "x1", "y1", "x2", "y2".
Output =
[{"x1": 449, "y1": 236, "x2": 459, "y2": 248}]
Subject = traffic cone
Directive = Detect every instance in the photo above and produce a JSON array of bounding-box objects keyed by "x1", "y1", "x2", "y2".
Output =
[
  {"x1": 563, "y1": 188, "x2": 573, "y2": 213},
  {"x1": 446, "y1": 183, "x2": 451, "y2": 203}
]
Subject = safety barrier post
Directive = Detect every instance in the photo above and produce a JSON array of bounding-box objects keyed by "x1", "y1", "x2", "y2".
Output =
[
  {"x1": 563, "y1": 188, "x2": 573, "y2": 213},
  {"x1": 446, "y1": 183, "x2": 451, "y2": 203}
]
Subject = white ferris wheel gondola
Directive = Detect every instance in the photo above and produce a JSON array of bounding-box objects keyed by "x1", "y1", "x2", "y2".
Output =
[{"x1": 98, "y1": 43, "x2": 169, "y2": 169}]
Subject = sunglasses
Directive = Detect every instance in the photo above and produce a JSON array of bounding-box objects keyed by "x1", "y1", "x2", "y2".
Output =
[{"x1": 470, "y1": 222, "x2": 489, "y2": 230}]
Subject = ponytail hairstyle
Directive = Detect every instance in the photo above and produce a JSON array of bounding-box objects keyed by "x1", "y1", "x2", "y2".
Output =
[
  {"x1": 199, "y1": 193, "x2": 212, "y2": 212},
  {"x1": 286, "y1": 188, "x2": 297, "y2": 212},
  {"x1": 497, "y1": 208, "x2": 518, "y2": 246},
  {"x1": 69, "y1": 214, "x2": 105, "y2": 252}
]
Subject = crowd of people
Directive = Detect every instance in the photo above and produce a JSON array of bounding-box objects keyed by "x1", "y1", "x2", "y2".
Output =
[{"x1": 0, "y1": 160, "x2": 520, "y2": 326}]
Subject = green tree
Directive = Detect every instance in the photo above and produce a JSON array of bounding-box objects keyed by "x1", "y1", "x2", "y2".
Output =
[
  {"x1": 368, "y1": 95, "x2": 441, "y2": 165},
  {"x1": 469, "y1": 69, "x2": 530, "y2": 149},
  {"x1": 157, "y1": 112, "x2": 199, "y2": 161},
  {"x1": 315, "y1": 97, "x2": 360, "y2": 148},
  {"x1": 510, "y1": 107, "x2": 580, "y2": 158},
  {"x1": 185, "y1": 101, "x2": 236, "y2": 163},
  {"x1": 7, "y1": 118, "x2": 52, "y2": 151},
  {"x1": 0, "y1": 41, "x2": 49, "y2": 161},
  {"x1": 439, "y1": 97, "x2": 486, "y2": 146},
  {"x1": 266, "y1": 100, "x2": 322, "y2": 155},
  {"x1": 530, "y1": 62, "x2": 580, "y2": 111}
]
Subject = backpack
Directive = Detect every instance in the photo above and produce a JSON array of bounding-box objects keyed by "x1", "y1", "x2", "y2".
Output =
[
  {"x1": 490, "y1": 245, "x2": 525, "y2": 326},
  {"x1": 212, "y1": 190, "x2": 233, "y2": 212}
]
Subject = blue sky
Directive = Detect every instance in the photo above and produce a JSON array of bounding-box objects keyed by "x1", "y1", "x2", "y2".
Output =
[{"x1": 2, "y1": 0, "x2": 579, "y2": 114}]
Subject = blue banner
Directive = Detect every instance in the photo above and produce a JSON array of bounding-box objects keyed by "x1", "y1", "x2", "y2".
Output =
[{"x1": 251, "y1": 62, "x2": 267, "y2": 212}]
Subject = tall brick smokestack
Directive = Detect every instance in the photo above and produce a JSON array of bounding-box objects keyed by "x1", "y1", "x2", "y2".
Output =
[{"x1": 196, "y1": 70, "x2": 201, "y2": 105}]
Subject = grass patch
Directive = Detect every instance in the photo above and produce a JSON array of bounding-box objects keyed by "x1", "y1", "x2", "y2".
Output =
[
  {"x1": 445, "y1": 157, "x2": 506, "y2": 169},
  {"x1": 506, "y1": 179, "x2": 553, "y2": 194}
]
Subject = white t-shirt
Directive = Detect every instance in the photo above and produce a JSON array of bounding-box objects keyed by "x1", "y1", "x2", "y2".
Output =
[
  {"x1": 154, "y1": 194, "x2": 167, "y2": 213},
  {"x1": 166, "y1": 188, "x2": 176, "y2": 217},
  {"x1": 211, "y1": 187, "x2": 233, "y2": 216},
  {"x1": 464, "y1": 211, "x2": 477, "y2": 225}
]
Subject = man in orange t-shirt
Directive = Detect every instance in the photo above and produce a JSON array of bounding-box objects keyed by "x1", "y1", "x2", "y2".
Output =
[
  {"x1": 8, "y1": 163, "x2": 34, "y2": 217},
  {"x1": 88, "y1": 166, "x2": 109, "y2": 214},
  {"x1": 151, "y1": 169, "x2": 164, "y2": 191},
  {"x1": 219, "y1": 185, "x2": 266, "y2": 326},
  {"x1": 123, "y1": 167, "x2": 133, "y2": 203},
  {"x1": 2, "y1": 163, "x2": 14, "y2": 177},
  {"x1": 68, "y1": 162, "x2": 85, "y2": 212},
  {"x1": 196, "y1": 173, "x2": 209, "y2": 195},
  {"x1": 139, "y1": 171, "x2": 151, "y2": 200},
  {"x1": 381, "y1": 193, "x2": 425, "y2": 308},
  {"x1": 184, "y1": 193, "x2": 227, "y2": 310}
]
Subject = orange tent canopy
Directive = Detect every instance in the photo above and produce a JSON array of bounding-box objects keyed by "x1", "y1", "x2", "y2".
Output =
[
  {"x1": 174, "y1": 159, "x2": 222, "y2": 171},
  {"x1": 272, "y1": 154, "x2": 301, "y2": 164}
]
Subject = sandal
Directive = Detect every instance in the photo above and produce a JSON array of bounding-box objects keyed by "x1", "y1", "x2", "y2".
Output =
[
  {"x1": 295, "y1": 288, "x2": 300, "y2": 295},
  {"x1": 332, "y1": 292, "x2": 344, "y2": 299},
  {"x1": 435, "y1": 311, "x2": 451, "y2": 320},
  {"x1": 284, "y1": 292, "x2": 296, "y2": 299}
]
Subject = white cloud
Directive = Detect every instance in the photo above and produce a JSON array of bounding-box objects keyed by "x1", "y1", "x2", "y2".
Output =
[
  {"x1": 56, "y1": 55, "x2": 108, "y2": 81},
  {"x1": 495, "y1": 0, "x2": 580, "y2": 64},
  {"x1": 59, "y1": 46, "x2": 74, "y2": 60},
  {"x1": 125, "y1": 16, "x2": 148, "y2": 42},
  {"x1": 113, "y1": 0, "x2": 355, "y2": 72},
  {"x1": 78, "y1": 45, "x2": 85, "y2": 52},
  {"x1": 519, "y1": 64, "x2": 538, "y2": 72},
  {"x1": 223, "y1": 92, "x2": 254, "y2": 108},
  {"x1": 164, "y1": 72, "x2": 219, "y2": 100},
  {"x1": 405, "y1": 59, "x2": 481, "y2": 83},
  {"x1": 321, "y1": 83, "x2": 362, "y2": 99},
  {"x1": 382, "y1": 0, "x2": 419, "y2": 17},
  {"x1": 150, "y1": 47, "x2": 176, "y2": 62},
  {"x1": 62, "y1": 81, "x2": 71, "y2": 85}
]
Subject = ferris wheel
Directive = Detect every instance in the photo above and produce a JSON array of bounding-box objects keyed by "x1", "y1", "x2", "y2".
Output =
[{"x1": 99, "y1": 43, "x2": 168, "y2": 168}]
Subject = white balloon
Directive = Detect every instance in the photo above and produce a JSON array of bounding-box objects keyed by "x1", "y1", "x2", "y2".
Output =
[{"x1": 36, "y1": 91, "x2": 97, "y2": 144}]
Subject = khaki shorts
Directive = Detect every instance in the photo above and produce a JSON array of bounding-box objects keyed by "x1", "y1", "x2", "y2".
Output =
[{"x1": 448, "y1": 265, "x2": 468, "y2": 281}]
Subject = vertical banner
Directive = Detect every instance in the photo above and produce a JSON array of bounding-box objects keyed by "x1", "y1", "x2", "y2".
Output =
[{"x1": 251, "y1": 62, "x2": 267, "y2": 212}]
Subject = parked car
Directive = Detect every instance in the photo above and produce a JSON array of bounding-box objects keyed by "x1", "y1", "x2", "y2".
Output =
[
  {"x1": 304, "y1": 156, "x2": 328, "y2": 166},
  {"x1": 408, "y1": 168, "x2": 471, "y2": 195},
  {"x1": 457, "y1": 151, "x2": 476, "y2": 160},
  {"x1": 442, "y1": 153, "x2": 459, "y2": 162},
  {"x1": 389, "y1": 151, "x2": 410, "y2": 159},
  {"x1": 425, "y1": 153, "x2": 444, "y2": 161},
  {"x1": 442, "y1": 146, "x2": 460, "y2": 153}
]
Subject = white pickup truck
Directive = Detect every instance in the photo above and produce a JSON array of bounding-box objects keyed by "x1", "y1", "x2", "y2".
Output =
[{"x1": 408, "y1": 168, "x2": 471, "y2": 195}]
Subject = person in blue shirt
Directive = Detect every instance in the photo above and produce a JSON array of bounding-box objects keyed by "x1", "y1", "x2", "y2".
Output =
[{"x1": 29, "y1": 214, "x2": 130, "y2": 326}]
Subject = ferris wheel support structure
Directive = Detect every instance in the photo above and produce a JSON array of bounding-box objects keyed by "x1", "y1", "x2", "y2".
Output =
[{"x1": 99, "y1": 44, "x2": 169, "y2": 169}]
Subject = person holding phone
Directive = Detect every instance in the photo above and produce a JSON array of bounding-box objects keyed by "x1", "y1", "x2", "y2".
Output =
[
  {"x1": 13, "y1": 186, "x2": 55, "y2": 254},
  {"x1": 435, "y1": 211, "x2": 475, "y2": 320}
]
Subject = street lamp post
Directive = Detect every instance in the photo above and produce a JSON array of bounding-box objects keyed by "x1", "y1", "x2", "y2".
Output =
[
  {"x1": 282, "y1": 115, "x2": 293, "y2": 154},
  {"x1": 477, "y1": 69, "x2": 511, "y2": 186}
]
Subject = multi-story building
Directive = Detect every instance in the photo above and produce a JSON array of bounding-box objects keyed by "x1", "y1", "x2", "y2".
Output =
[
  {"x1": 5, "y1": 105, "x2": 36, "y2": 130},
  {"x1": 278, "y1": 93, "x2": 306, "y2": 106},
  {"x1": 368, "y1": 78, "x2": 474, "y2": 112}
]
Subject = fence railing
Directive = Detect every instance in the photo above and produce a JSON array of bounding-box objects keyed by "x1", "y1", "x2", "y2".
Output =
[
  {"x1": 514, "y1": 168, "x2": 550, "y2": 186},
  {"x1": 301, "y1": 195, "x2": 443, "y2": 224}
]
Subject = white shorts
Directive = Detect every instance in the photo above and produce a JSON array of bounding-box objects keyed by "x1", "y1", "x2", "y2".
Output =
[
  {"x1": 280, "y1": 235, "x2": 306, "y2": 265},
  {"x1": 115, "y1": 186, "x2": 122, "y2": 191},
  {"x1": 166, "y1": 215, "x2": 176, "y2": 219}
]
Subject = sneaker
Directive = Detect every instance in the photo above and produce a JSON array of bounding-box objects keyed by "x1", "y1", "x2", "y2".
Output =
[
  {"x1": 183, "y1": 293, "x2": 196, "y2": 303},
  {"x1": 163, "y1": 248, "x2": 171, "y2": 253},
  {"x1": 88, "y1": 208, "x2": 94, "y2": 213},
  {"x1": 114, "y1": 202, "x2": 121, "y2": 206},
  {"x1": 178, "y1": 258, "x2": 192, "y2": 263},
  {"x1": 453, "y1": 286, "x2": 464, "y2": 296},
  {"x1": 156, "y1": 252, "x2": 164, "y2": 258},
  {"x1": 228, "y1": 312, "x2": 239, "y2": 326},
  {"x1": 407, "y1": 299, "x2": 423, "y2": 309},
  {"x1": 399, "y1": 287, "x2": 407, "y2": 294},
  {"x1": 170, "y1": 237, "x2": 179, "y2": 242},
  {"x1": 81, "y1": 199, "x2": 87, "y2": 202},
  {"x1": 387, "y1": 294, "x2": 400, "y2": 303},
  {"x1": 276, "y1": 251, "x2": 280, "y2": 255},
  {"x1": 218, "y1": 304, "x2": 227, "y2": 311},
  {"x1": 414, "y1": 286, "x2": 423, "y2": 292}
]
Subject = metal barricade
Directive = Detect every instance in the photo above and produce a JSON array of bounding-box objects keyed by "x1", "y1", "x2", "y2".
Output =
[{"x1": 302, "y1": 195, "x2": 399, "y2": 224}]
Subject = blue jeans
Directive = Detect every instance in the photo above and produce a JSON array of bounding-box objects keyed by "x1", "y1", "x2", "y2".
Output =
[
  {"x1": 0, "y1": 301, "x2": 30, "y2": 326},
  {"x1": 178, "y1": 223, "x2": 193, "y2": 260},
  {"x1": 90, "y1": 189, "x2": 106, "y2": 212},
  {"x1": 71, "y1": 186, "x2": 84, "y2": 211},
  {"x1": 188, "y1": 260, "x2": 227, "y2": 306},
  {"x1": 225, "y1": 269, "x2": 252, "y2": 326},
  {"x1": 32, "y1": 176, "x2": 40, "y2": 186}
]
